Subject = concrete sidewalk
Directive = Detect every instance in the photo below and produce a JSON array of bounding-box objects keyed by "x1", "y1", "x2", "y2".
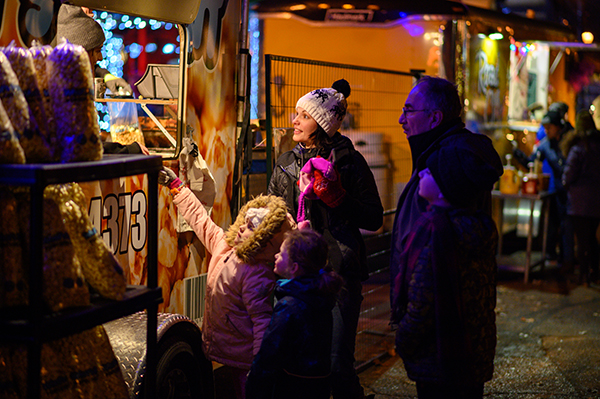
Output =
[{"x1": 359, "y1": 278, "x2": 600, "y2": 398}]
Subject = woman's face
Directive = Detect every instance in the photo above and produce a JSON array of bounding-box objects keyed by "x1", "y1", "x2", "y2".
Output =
[{"x1": 292, "y1": 107, "x2": 317, "y2": 147}]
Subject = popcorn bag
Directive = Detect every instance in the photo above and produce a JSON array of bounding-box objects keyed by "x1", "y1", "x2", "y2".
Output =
[
  {"x1": 45, "y1": 184, "x2": 126, "y2": 300},
  {"x1": 0, "y1": 101, "x2": 25, "y2": 164},
  {"x1": 108, "y1": 100, "x2": 145, "y2": 146},
  {"x1": 29, "y1": 42, "x2": 57, "y2": 158},
  {"x1": 2, "y1": 42, "x2": 52, "y2": 163},
  {"x1": 42, "y1": 197, "x2": 90, "y2": 311},
  {"x1": 19, "y1": 195, "x2": 90, "y2": 312},
  {"x1": 47, "y1": 40, "x2": 103, "y2": 162},
  {"x1": 0, "y1": 51, "x2": 43, "y2": 163},
  {"x1": 177, "y1": 137, "x2": 216, "y2": 233},
  {"x1": 0, "y1": 187, "x2": 27, "y2": 308},
  {"x1": 89, "y1": 326, "x2": 129, "y2": 399},
  {"x1": 0, "y1": 346, "x2": 20, "y2": 399}
]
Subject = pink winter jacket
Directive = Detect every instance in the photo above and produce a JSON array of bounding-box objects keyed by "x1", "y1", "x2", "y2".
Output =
[{"x1": 173, "y1": 187, "x2": 276, "y2": 369}]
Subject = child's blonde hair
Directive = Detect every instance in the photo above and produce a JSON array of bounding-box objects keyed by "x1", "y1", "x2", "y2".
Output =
[{"x1": 225, "y1": 195, "x2": 289, "y2": 263}]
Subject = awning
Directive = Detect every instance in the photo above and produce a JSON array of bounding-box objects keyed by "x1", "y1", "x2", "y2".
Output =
[{"x1": 251, "y1": 0, "x2": 576, "y2": 42}]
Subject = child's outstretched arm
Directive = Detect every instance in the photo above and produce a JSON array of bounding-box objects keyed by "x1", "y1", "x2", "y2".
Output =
[{"x1": 159, "y1": 167, "x2": 226, "y2": 254}]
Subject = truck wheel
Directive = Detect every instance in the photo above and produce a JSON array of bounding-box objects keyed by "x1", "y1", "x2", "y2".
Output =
[
  {"x1": 156, "y1": 335, "x2": 202, "y2": 398},
  {"x1": 104, "y1": 312, "x2": 214, "y2": 399}
]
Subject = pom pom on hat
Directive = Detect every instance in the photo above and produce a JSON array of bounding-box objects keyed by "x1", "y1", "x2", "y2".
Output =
[
  {"x1": 426, "y1": 146, "x2": 499, "y2": 208},
  {"x1": 57, "y1": 4, "x2": 105, "y2": 51},
  {"x1": 296, "y1": 79, "x2": 351, "y2": 137}
]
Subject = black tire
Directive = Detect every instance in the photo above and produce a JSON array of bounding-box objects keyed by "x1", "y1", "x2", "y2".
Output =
[{"x1": 147, "y1": 326, "x2": 215, "y2": 399}]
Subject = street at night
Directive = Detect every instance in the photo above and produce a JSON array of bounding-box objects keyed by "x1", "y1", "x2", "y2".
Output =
[{"x1": 359, "y1": 269, "x2": 600, "y2": 398}]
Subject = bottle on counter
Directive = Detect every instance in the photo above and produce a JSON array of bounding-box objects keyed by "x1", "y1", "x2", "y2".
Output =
[
  {"x1": 499, "y1": 154, "x2": 521, "y2": 194},
  {"x1": 521, "y1": 162, "x2": 538, "y2": 195}
]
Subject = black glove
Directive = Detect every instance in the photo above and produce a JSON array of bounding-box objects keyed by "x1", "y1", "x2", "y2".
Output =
[
  {"x1": 158, "y1": 167, "x2": 179, "y2": 187},
  {"x1": 105, "y1": 75, "x2": 133, "y2": 97}
]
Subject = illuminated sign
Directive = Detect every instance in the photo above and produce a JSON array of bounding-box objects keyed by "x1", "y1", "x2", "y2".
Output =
[{"x1": 325, "y1": 9, "x2": 374, "y2": 23}]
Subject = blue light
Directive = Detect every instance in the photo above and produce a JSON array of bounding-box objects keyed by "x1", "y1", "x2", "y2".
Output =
[
  {"x1": 399, "y1": 12, "x2": 407, "y2": 18},
  {"x1": 163, "y1": 43, "x2": 176, "y2": 54},
  {"x1": 121, "y1": 15, "x2": 129, "y2": 22},
  {"x1": 405, "y1": 23, "x2": 424, "y2": 37},
  {"x1": 249, "y1": 13, "x2": 260, "y2": 119},
  {"x1": 129, "y1": 43, "x2": 144, "y2": 59},
  {"x1": 124, "y1": 20, "x2": 132, "y2": 28},
  {"x1": 146, "y1": 43, "x2": 158, "y2": 53},
  {"x1": 138, "y1": 21, "x2": 147, "y2": 29},
  {"x1": 165, "y1": 23, "x2": 173, "y2": 30},
  {"x1": 134, "y1": 17, "x2": 142, "y2": 25}
]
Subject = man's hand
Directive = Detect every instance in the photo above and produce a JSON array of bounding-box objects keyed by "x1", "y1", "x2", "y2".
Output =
[{"x1": 105, "y1": 74, "x2": 133, "y2": 96}]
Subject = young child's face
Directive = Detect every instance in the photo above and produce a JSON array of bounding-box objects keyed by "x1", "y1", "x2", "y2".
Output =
[
  {"x1": 274, "y1": 240, "x2": 297, "y2": 279},
  {"x1": 418, "y1": 168, "x2": 443, "y2": 204},
  {"x1": 292, "y1": 107, "x2": 317, "y2": 147},
  {"x1": 235, "y1": 216, "x2": 258, "y2": 246}
]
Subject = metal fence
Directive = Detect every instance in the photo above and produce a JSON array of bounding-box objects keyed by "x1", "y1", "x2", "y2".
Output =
[
  {"x1": 265, "y1": 55, "x2": 419, "y2": 214},
  {"x1": 263, "y1": 55, "x2": 420, "y2": 370}
]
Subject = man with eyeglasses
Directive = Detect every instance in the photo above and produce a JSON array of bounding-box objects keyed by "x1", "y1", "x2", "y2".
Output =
[{"x1": 389, "y1": 76, "x2": 503, "y2": 397}]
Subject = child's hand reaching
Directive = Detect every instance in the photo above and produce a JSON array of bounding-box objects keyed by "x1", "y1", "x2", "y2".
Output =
[{"x1": 158, "y1": 167, "x2": 182, "y2": 189}]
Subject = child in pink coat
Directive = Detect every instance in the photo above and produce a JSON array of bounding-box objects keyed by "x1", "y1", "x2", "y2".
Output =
[{"x1": 159, "y1": 167, "x2": 296, "y2": 398}]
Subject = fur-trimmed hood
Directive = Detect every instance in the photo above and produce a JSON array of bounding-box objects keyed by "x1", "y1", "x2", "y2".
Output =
[{"x1": 225, "y1": 195, "x2": 291, "y2": 264}]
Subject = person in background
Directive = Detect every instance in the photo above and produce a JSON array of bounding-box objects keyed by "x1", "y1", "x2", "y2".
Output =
[
  {"x1": 55, "y1": 4, "x2": 147, "y2": 155},
  {"x1": 513, "y1": 110, "x2": 569, "y2": 265},
  {"x1": 390, "y1": 76, "x2": 503, "y2": 315},
  {"x1": 56, "y1": 4, "x2": 132, "y2": 96},
  {"x1": 246, "y1": 229, "x2": 344, "y2": 399},
  {"x1": 267, "y1": 79, "x2": 382, "y2": 399},
  {"x1": 391, "y1": 145, "x2": 499, "y2": 399},
  {"x1": 536, "y1": 102, "x2": 572, "y2": 191},
  {"x1": 562, "y1": 110, "x2": 600, "y2": 286},
  {"x1": 159, "y1": 167, "x2": 296, "y2": 399}
]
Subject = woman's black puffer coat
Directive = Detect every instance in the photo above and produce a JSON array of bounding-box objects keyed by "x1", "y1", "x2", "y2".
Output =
[{"x1": 268, "y1": 133, "x2": 383, "y2": 281}]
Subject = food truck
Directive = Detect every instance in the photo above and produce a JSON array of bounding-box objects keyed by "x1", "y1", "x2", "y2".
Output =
[{"x1": 0, "y1": 0, "x2": 248, "y2": 397}]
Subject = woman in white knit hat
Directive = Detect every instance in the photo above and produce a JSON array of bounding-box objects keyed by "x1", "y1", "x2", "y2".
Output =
[{"x1": 267, "y1": 79, "x2": 382, "y2": 399}]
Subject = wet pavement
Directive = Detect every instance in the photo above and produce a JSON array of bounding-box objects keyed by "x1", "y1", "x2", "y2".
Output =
[{"x1": 357, "y1": 268, "x2": 600, "y2": 398}]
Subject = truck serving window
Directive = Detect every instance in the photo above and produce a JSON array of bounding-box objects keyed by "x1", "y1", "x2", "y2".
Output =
[{"x1": 94, "y1": 12, "x2": 188, "y2": 159}]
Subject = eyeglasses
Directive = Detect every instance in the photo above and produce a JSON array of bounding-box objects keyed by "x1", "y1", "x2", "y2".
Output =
[{"x1": 402, "y1": 107, "x2": 430, "y2": 114}]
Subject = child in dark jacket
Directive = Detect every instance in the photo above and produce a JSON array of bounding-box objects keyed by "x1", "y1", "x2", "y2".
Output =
[
  {"x1": 391, "y1": 146, "x2": 500, "y2": 399},
  {"x1": 246, "y1": 229, "x2": 343, "y2": 399}
]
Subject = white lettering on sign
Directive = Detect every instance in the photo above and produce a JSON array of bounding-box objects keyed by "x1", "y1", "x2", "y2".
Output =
[
  {"x1": 476, "y1": 50, "x2": 500, "y2": 95},
  {"x1": 88, "y1": 190, "x2": 148, "y2": 254},
  {"x1": 325, "y1": 9, "x2": 374, "y2": 23},
  {"x1": 475, "y1": 49, "x2": 502, "y2": 123}
]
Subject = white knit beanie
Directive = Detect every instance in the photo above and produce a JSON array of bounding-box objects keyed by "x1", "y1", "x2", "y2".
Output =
[
  {"x1": 296, "y1": 79, "x2": 351, "y2": 137},
  {"x1": 57, "y1": 4, "x2": 105, "y2": 51}
]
